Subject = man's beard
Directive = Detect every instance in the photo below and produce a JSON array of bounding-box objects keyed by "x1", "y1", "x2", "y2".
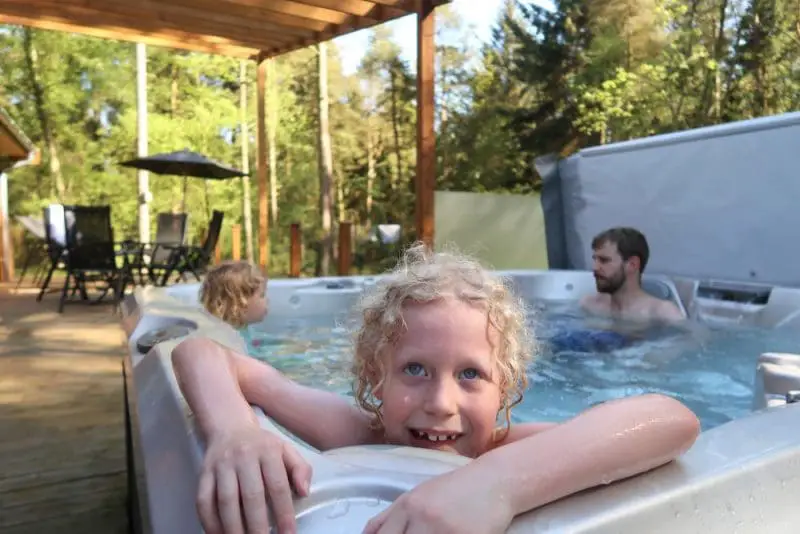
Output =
[{"x1": 595, "y1": 268, "x2": 625, "y2": 294}]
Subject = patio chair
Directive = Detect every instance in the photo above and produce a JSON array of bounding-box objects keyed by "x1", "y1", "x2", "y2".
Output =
[
  {"x1": 15, "y1": 215, "x2": 49, "y2": 290},
  {"x1": 36, "y1": 206, "x2": 68, "y2": 301},
  {"x1": 58, "y1": 205, "x2": 129, "y2": 313},
  {"x1": 158, "y1": 210, "x2": 224, "y2": 285},
  {"x1": 127, "y1": 212, "x2": 189, "y2": 285}
]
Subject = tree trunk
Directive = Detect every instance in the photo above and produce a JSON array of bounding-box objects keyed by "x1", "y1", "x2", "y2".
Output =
[
  {"x1": 696, "y1": 0, "x2": 729, "y2": 124},
  {"x1": 240, "y1": 60, "x2": 254, "y2": 262},
  {"x1": 714, "y1": 66, "x2": 721, "y2": 120},
  {"x1": 316, "y1": 42, "x2": 334, "y2": 276},
  {"x1": 672, "y1": 0, "x2": 700, "y2": 124},
  {"x1": 721, "y1": 14, "x2": 746, "y2": 121},
  {"x1": 171, "y1": 63, "x2": 179, "y2": 116},
  {"x1": 22, "y1": 29, "x2": 65, "y2": 201},
  {"x1": 169, "y1": 61, "x2": 180, "y2": 213},
  {"x1": 752, "y1": 12, "x2": 768, "y2": 116},
  {"x1": 365, "y1": 78, "x2": 378, "y2": 221},
  {"x1": 437, "y1": 51, "x2": 449, "y2": 187},
  {"x1": 389, "y1": 63, "x2": 402, "y2": 192},
  {"x1": 366, "y1": 126, "x2": 375, "y2": 218},
  {"x1": 336, "y1": 169, "x2": 345, "y2": 222},
  {"x1": 267, "y1": 59, "x2": 279, "y2": 226}
]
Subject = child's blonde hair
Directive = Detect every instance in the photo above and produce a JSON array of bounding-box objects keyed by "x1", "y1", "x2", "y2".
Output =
[
  {"x1": 200, "y1": 261, "x2": 266, "y2": 328},
  {"x1": 352, "y1": 242, "x2": 535, "y2": 432}
]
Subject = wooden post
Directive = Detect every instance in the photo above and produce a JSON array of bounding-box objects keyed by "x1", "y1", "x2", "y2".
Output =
[
  {"x1": 214, "y1": 230, "x2": 222, "y2": 264},
  {"x1": 0, "y1": 211, "x2": 4, "y2": 283},
  {"x1": 0, "y1": 173, "x2": 12, "y2": 283},
  {"x1": 416, "y1": 1, "x2": 436, "y2": 249},
  {"x1": 337, "y1": 221, "x2": 352, "y2": 276},
  {"x1": 289, "y1": 223, "x2": 301, "y2": 278},
  {"x1": 232, "y1": 224, "x2": 241, "y2": 261},
  {"x1": 256, "y1": 53, "x2": 270, "y2": 272}
]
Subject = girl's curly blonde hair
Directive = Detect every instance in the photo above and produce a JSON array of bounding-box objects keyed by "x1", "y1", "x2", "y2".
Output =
[
  {"x1": 352, "y1": 242, "x2": 536, "y2": 433},
  {"x1": 200, "y1": 260, "x2": 266, "y2": 328}
]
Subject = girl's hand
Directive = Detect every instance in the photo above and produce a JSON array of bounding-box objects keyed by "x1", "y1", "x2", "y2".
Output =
[
  {"x1": 362, "y1": 465, "x2": 512, "y2": 534},
  {"x1": 197, "y1": 423, "x2": 312, "y2": 534}
]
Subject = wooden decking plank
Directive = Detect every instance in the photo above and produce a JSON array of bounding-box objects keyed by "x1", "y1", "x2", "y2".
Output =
[{"x1": 0, "y1": 290, "x2": 129, "y2": 533}]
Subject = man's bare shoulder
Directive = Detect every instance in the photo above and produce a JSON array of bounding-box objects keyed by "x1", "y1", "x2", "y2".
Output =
[
  {"x1": 651, "y1": 298, "x2": 686, "y2": 323},
  {"x1": 580, "y1": 293, "x2": 606, "y2": 309}
]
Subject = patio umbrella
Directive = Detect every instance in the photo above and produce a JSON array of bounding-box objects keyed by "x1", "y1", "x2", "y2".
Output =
[{"x1": 120, "y1": 149, "x2": 247, "y2": 216}]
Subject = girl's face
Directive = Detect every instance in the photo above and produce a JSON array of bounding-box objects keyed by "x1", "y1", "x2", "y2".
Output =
[
  {"x1": 375, "y1": 298, "x2": 504, "y2": 458},
  {"x1": 243, "y1": 281, "x2": 269, "y2": 325}
]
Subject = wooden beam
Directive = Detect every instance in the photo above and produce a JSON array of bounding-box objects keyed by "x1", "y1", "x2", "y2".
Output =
[
  {"x1": 24, "y1": 0, "x2": 336, "y2": 31},
  {"x1": 0, "y1": 15, "x2": 256, "y2": 58},
  {"x1": 290, "y1": 0, "x2": 385, "y2": 14},
  {"x1": 364, "y1": 0, "x2": 409, "y2": 7},
  {"x1": 397, "y1": 0, "x2": 452, "y2": 12},
  {"x1": 0, "y1": 8, "x2": 257, "y2": 58},
  {"x1": 0, "y1": 136, "x2": 29, "y2": 161},
  {"x1": 415, "y1": 0, "x2": 435, "y2": 248},
  {"x1": 196, "y1": 1, "x2": 330, "y2": 31},
  {"x1": 252, "y1": 0, "x2": 413, "y2": 58},
  {"x1": 5, "y1": 0, "x2": 450, "y2": 61},
  {"x1": 258, "y1": 14, "x2": 374, "y2": 58},
  {"x1": 94, "y1": 0, "x2": 318, "y2": 40},
  {"x1": 216, "y1": 0, "x2": 385, "y2": 24},
  {"x1": 256, "y1": 58, "x2": 270, "y2": 272},
  {"x1": 3, "y1": 0, "x2": 452, "y2": 61},
  {"x1": 4, "y1": 1, "x2": 288, "y2": 52},
  {"x1": 219, "y1": 0, "x2": 406, "y2": 19}
]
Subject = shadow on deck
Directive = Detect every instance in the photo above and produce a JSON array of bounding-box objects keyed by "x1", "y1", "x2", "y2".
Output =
[{"x1": 0, "y1": 286, "x2": 128, "y2": 533}]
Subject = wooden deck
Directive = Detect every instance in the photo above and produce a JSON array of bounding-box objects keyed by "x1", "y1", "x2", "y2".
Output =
[{"x1": 0, "y1": 287, "x2": 128, "y2": 533}]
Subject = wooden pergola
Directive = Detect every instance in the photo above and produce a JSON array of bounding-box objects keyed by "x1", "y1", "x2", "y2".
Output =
[
  {"x1": 0, "y1": 0, "x2": 447, "y2": 271},
  {"x1": 0, "y1": 108, "x2": 36, "y2": 173},
  {"x1": 0, "y1": 107, "x2": 38, "y2": 282}
]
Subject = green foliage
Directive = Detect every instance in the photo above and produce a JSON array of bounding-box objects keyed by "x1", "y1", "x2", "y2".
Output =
[{"x1": 2, "y1": 0, "x2": 797, "y2": 275}]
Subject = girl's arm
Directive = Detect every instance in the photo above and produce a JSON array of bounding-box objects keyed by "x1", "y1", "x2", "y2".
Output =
[
  {"x1": 481, "y1": 393, "x2": 700, "y2": 516},
  {"x1": 363, "y1": 394, "x2": 700, "y2": 534},
  {"x1": 496, "y1": 421, "x2": 559, "y2": 443},
  {"x1": 172, "y1": 336, "x2": 377, "y2": 451}
]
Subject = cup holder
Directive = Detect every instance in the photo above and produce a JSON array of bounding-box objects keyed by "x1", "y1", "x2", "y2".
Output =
[
  {"x1": 136, "y1": 321, "x2": 197, "y2": 353},
  {"x1": 325, "y1": 282, "x2": 347, "y2": 290}
]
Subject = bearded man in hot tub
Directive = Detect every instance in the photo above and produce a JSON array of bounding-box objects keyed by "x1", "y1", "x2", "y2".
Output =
[
  {"x1": 581, "y1": 226, "x2": 684, "y2": 323},
  {"x1": 550, "y1": 227, "x2": 686, "y2": 354}
]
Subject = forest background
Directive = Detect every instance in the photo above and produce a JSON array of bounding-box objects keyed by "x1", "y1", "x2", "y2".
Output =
[{"x1": 2, "y1": 0, "x2": 796, "y2": 275}]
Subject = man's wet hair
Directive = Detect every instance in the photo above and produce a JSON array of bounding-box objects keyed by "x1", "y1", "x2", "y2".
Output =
[{"x1": 591, "y1": 227, "x2": 650, "y2": 273}]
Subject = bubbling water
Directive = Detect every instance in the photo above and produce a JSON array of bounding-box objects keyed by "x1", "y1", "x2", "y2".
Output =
[{"x1": 245, "y1": 301, "x2": 800, "y2": 430}]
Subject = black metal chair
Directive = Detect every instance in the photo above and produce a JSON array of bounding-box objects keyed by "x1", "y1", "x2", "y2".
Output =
[
  {"x1": 58, "y1": 205, "x2": 129, "y2": 313},
  {"x1": 127, "y1": 212, "x2": 189, "y2": 285},
  {"x1": 159, "y1": 210, "x2": 224, "y2": 285}
]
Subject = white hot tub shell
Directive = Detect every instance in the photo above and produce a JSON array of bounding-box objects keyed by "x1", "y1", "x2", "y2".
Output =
[{"x1": 122, "y1": 271, "x2": 800, "y2": 533}]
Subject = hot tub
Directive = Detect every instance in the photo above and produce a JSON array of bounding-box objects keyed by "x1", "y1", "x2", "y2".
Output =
[{"x1": 121, "y1": 271, "x2": 800, "y2": 533}]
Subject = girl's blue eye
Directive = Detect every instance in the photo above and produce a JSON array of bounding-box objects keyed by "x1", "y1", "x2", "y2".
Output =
[
  {"x1": 460, "y1": 368, "x2": 479, "y2": 380},
  {"x1": 404, "y1": 363, "x2": 425, "y2": 376}
]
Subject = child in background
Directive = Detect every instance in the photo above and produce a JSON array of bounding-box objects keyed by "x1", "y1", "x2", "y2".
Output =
[
  {"x1": 199, "y1": 261, "x2": 269, "y2": 343},
  {"x1": 174, "y1": 243, "x2": 701, "y2": 534}
]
